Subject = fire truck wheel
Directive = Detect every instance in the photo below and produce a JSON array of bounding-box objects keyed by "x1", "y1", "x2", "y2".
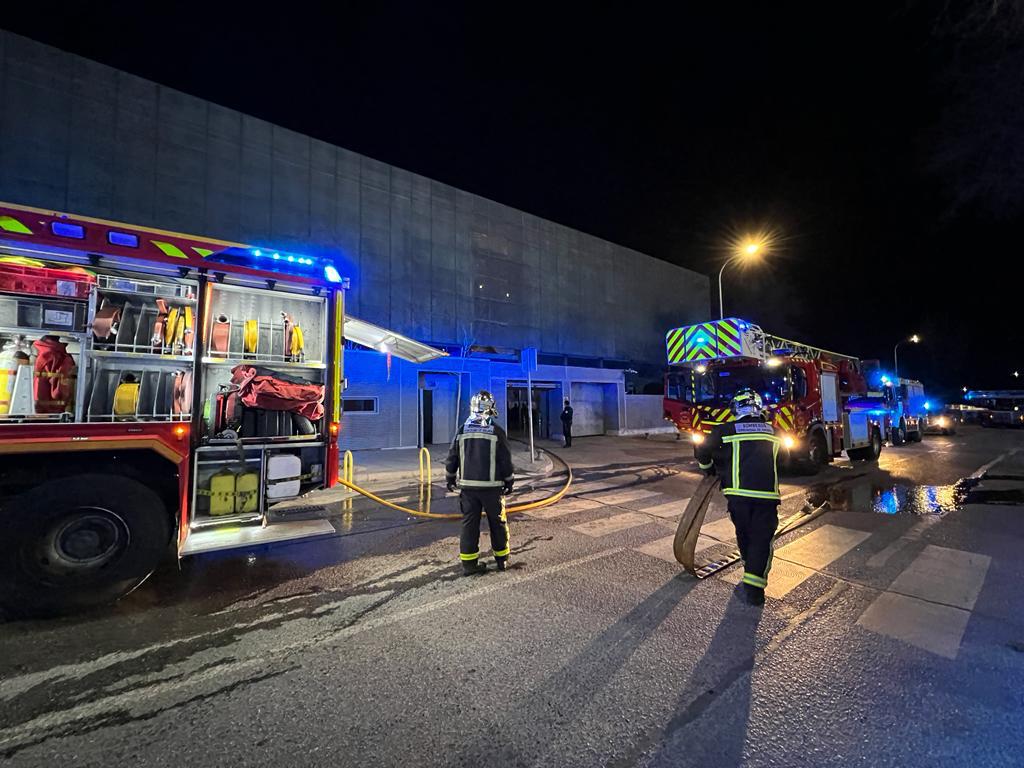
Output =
[
  {"x1": 866, "y1": 428, "x2": 883, "y2": 460},
  {"x1": 850, "y1": 428, "x2": 882, "y2": 462},
  {"x1": 808, "y1": 432, "x2": 829, "y2": 468},
  {"x1": 892, "y1": 421, "x2": 907, "y2": 446},
  {"x1": 0, "y1": 474, "x2": 170, "y2": 617},
  {"x1": 910, "y1": 423, "x2": 923, "y2": 442}
]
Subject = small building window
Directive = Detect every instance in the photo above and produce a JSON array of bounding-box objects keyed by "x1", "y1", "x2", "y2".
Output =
[{"x1": 343, "y1": 398, "x2": 378, "y2": 414}]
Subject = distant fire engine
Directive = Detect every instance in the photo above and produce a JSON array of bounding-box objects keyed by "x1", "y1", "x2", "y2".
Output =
[{"x1": 663, "y1": 318, "x2": 888, "y2": 470}]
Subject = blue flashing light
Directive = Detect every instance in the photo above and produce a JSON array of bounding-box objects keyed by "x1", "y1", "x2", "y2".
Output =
[
  {"x1": 718, "y1": 371, "x2": 731, "y2": 377},
  {"x1": 695, "y1": 336, "x2": 707, "y2": 344},
  {"x1": 51, "y1": 221, "x2": 85, "y2": 239},
  {"x1": 108, "y1": 231, "x2": 139, "y2": 248},
  {"x1": 206, "y1": 245, "x2": 343, "y2": 284},
  {"x1": 924, "y1": 401, "x2": 931, "y2": 411}
]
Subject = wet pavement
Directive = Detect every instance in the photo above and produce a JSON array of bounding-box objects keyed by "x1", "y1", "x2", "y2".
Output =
[{"x1": 1, "y1": 427, "x2": 1023, "y2": 766}]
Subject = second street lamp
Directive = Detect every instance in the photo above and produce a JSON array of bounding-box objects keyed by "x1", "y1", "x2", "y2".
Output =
[
  {"x1": 718, "y1": 237, "x2": 765, "y2": 319},
  {"x1": 893, "y1": 334, "x2": 920, "y2": 378}
]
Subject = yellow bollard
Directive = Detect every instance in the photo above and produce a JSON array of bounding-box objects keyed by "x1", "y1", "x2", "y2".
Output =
[
  {"x1": 419, "y1": 446, "x2": 432, "y2": 486},
  {"x1": 342, "y1": 450, "x2": 354, "y2": 511},
  {"x1": 343, "y1": 450, "x2": 354, "y2": 484}
]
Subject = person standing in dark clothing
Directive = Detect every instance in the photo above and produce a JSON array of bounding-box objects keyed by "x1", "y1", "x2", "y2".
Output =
[
  {"x1": 693, "y1": 388, "x2": 781, "y2": 606},
  {"x1": 445, "y1": 390, "x2": 515, "y2": 575},
  {"x1": 560, "y1": 399, "x2": 574, "y2": 447}
]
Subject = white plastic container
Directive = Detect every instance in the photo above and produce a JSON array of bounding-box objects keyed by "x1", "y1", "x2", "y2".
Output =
[{"x1": 266, "y1": 454, "x2": 302, "y2": 500}]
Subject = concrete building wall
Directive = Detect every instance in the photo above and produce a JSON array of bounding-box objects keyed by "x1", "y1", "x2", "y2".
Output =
[
  {"x1": 623, "y1": 394, "x2": 674, "y2": 433},
  {"x1": 0, "y1": 31, "x2": 709, "y2": 366}
]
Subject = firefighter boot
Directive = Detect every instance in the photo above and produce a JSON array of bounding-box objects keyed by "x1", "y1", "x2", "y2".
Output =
[
  {"x1": 495, "y1": 555, "x2": 508, "y2": 572},
  {"x1": 742, "y1": 583, "x2": 765, "y2": 607},
  {"x1": 462, "y1": 560, "x2": 487, "y2": 576}
]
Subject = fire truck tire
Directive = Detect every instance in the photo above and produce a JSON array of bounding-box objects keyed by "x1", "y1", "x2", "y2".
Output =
[
  {"x1": 850, "y1": 428, "x2": 882, "y2": 462},
  {"x1": 0, "y1": 474, "x2": 170, "y2": 618},
  {"x1": 808, "y1": 432, "x2": 830, "y2": 469},
  {"x1": 892, "y1": 421, "x2": 907, "y2": 446},
  {"x1": 910, "y1": 422, "x2": 923, "y2": 442}
]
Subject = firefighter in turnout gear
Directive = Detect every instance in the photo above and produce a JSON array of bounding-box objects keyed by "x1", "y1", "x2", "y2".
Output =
[
  {"x1": 694, "y1": 388, "x2": 781, "y2": 606},
  {"x1": 446, "y1": 390, "x2": 515, "y2": 575}
]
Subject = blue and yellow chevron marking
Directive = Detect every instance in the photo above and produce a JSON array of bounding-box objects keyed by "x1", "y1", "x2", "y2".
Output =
[{"x1": 666, "y1": 319, "x2": 745, "y2": 365}]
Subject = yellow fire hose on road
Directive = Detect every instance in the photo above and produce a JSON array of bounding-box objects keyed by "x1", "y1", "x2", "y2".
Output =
[{"x1": 336, "y1": 448, "x2": 574, "y2": 520}]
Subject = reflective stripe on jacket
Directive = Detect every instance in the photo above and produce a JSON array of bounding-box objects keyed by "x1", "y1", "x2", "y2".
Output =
[
  {"x1": 445, "y1": 421, "x2": 514, "y2": 489},
  {"x1": 694, "y1": 416, "x2": 780, "y2": 500}
]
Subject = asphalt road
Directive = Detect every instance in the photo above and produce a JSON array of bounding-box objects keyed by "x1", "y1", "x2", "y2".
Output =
[{"x1": 1, "y1": 427, "x2": 1022, "y2": 767}]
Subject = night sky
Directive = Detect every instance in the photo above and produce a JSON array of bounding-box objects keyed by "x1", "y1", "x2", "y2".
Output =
[{"x1": 4, "y1": 2, "x2": 1023, "y2": 398}]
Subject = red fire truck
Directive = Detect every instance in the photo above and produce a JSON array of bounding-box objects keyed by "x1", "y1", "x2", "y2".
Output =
[
  {"x1": 0, "y1": 202, "x2": 441, "y2": 616},
  {"x1": 663, "y1": 318, "x2": 887, "y2": 470}
]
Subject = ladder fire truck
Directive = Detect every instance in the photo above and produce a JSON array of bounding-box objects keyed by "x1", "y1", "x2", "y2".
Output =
[
  {"x1": 0, "y1": 202, "x2": 443, "y2": 616},
  {"x1": 663, "y1": 318, "x2": 888, "y2": 470}
]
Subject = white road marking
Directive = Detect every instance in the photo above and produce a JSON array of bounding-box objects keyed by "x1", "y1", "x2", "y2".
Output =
[
  {"x1": 634, "y1": 535, "x2": 678, "y2": 564},
  {"x1": 721, "y1": 524, "x2": 870, "y2": 598},
  {"x1": 526, "y1": 497, "x2": 604, "y2": 519},
  {"x1": 970, "y1": 448, "x2": 1019, "y2": 479},
  {"x1": 568, "y1": 481, "x2": 620, "y2": 495},
  {"x1": 639, "y1": 498, "x2": 690, "y2": 519},
  {"x1": 857, "y1": 592, "x2": 970, "y2": 660},
  {"x1": 887, "y1": 544, "x2": 991, "y2": 611},
  {"x1": 700, "y1": 515, "x2": 738, "y2": 544},
  {"x1": 858, "y1": 544, "x2": 991, "y2": 658},
  {"x1": 571, "y1": 512, "x2": 652, "y2": 537},
  {"x1": 591, "y1": 488, "x2": 662, "y2": 506},
  {"x1": 866, "y1": 536, "x2": 914, "y2": 568}
]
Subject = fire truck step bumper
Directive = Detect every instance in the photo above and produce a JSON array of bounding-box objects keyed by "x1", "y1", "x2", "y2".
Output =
[{"x1": 180, "y1": 519, "x2": 335, "y2": 556}]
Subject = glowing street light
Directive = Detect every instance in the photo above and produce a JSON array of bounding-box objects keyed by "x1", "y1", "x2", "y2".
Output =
[
  {"x1": 893, "y1": 334, "x2": 920, "y2": 378},
  {"x1": 718, "y1": 234, "x2": 769, "y2": 320},
  {"x1": 1015, "y1": 371, "x2": 1020, "y2": 379}
]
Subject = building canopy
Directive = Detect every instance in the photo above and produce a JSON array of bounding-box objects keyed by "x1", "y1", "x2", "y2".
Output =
[{"x1": 345, "y1": 316, "x2": 448, "y2": 363}]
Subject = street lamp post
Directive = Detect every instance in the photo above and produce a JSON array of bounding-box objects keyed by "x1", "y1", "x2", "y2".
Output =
[
  {"x1": 893, "y1": 334, "x2": 920, "y2": 378},
  {"x1": 718, "y1": 240, "x2": 763, "y2": 319}
]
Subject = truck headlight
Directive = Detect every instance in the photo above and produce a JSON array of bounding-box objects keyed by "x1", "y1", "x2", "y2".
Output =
[
  {"x1": 782, "y1": 434, "x2": 796, "y2": 449},
  {"x1": 691, "y1": 431, "x2": 705, "y2": 445},
  {"x1": 937, "y1": 416, "x2": 948, "y2": 428}
]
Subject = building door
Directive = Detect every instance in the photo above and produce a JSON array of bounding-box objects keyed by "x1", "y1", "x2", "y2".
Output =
[
  {"x1": 420, "y1": 372, "x2": 460, "y2": 446},
  {"x1": 505, "y1": 382, "x2": 558, "y2": 440},
  {"x1": 570, "y1": 382, "x2": 620, "y2": 436},
  {"x1": 420, "y1": 389, "x2": 433, "y2": 445}
]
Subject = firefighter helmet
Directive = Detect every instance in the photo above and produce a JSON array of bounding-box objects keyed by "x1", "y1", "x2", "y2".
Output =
[
  {"x1": 730, "y1": 388, "x2": 764, "y2": 418},
  {"x1": 468, "y1": 390, "x2": 498, "y2": 424}
]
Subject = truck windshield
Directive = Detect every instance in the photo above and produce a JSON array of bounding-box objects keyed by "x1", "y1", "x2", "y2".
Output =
[{"x1": 696, "y1": 365, "x2": 790, "y2": 406}]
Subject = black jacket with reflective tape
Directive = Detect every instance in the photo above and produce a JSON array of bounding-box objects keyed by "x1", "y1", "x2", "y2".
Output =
[
  {"x1": 694, "y1": 415, "x2": 781, "y2": 501},
  {"x1": 445, "y1": 421, "x2": 515, "y2": 489}
]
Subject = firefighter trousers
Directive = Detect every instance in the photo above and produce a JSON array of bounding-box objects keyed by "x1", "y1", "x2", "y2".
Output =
[
  {"x1": 459, "y1": 488, "x2": 510, "y2": 563},
  {"x1": 727, "y1": 497, "x2": 779, "y2": 590}
]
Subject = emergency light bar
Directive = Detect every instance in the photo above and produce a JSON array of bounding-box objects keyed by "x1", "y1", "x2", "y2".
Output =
[{"x1": 206, "y1": 246, "x2": 344, "y2": 284}]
